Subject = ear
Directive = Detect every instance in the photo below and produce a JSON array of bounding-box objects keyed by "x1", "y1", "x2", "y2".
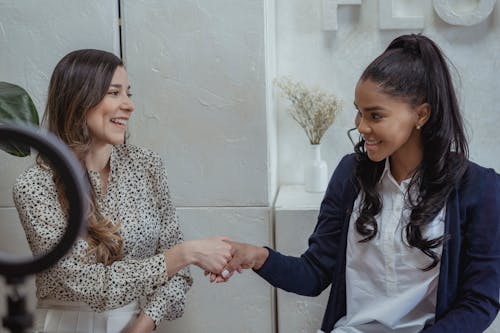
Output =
[{"x1": 415, "y1": 103, "x2": 431, "y2": 129}]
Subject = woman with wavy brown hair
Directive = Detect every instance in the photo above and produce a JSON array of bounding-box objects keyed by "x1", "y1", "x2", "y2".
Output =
[{"x1": 13, "y1": 49, "x2": 232, "y2": 333}]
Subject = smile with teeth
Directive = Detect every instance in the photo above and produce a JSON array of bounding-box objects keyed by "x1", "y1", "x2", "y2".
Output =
[
  {"x1": 111, "y1": 118, "x2": 127, "y2": 127},
  {"x1": 365, "y1": 139, "x2": 381, "y2": 145}
]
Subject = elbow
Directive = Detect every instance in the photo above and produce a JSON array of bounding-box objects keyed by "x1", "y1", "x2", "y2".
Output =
[{"x1": 299, "y1": 280, "x2": 325, "y2": 297}]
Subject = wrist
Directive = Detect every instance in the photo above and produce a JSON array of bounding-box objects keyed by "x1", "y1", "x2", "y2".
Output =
[
  {"x1": 164, "y1": 242, "x2": 192, "y2": 278},
  {"x1": 180, "y1": 240, "x2": 198, "y2": 266},
  {"x1": 253, "y1": 246, "x2": 269, "y2": 270}
]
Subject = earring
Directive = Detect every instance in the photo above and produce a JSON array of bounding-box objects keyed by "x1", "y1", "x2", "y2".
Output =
[{"x1": 416, "y1": 125, "x2": 421, "y2": 130}]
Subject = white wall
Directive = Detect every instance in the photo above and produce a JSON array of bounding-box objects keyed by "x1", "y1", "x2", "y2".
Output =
[
  {"x1": 121, "y1": 1, "x2": 275, "y2": 330},
  {"x1": 1, "y1": 1, "x2": 499, "y2": 333},
  {"x1": 276, "y1": 0, "x2": 500, "y2": 185},
  {"x1": 0, "y1": 0, "x2": 275, "y2": 332},
  {"x1": 0, "y1": 1, "x2": 120, "y2": 332},
  {"x1": 122, "y1": 0, "x2": 271, "y2": 207}
]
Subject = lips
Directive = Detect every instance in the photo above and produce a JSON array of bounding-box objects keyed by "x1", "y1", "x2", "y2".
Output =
[
  {"x1": 110, "y1": 118, "x2": 128, "y2": 127},
  {"x1": 364, "y1": 138, "x2": 381, "y2": 145},
  {"x1": 364, "y1": 138, "x2": 381, "y2": 152}
]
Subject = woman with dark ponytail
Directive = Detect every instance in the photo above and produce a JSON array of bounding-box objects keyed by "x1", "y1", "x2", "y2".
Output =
[
  {"x1": 13, "y1": 49, "x2": 234, "y2": 333},
  {"x1": 219, "y1": 34, "x2": 500, "y2": 333}
]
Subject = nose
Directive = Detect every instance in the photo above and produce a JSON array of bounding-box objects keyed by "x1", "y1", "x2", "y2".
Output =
[
  {"x1": 356, "y1": 113, "x2": 371, "y2": 135},
  {"x1": 121, "y1": 95, "x2": 135, "y2": 113}
]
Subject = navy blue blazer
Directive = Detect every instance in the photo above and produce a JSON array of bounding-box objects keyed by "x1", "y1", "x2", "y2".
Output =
[{"x1": 257, "y1": 154, "x2": 500, "y2": 333}]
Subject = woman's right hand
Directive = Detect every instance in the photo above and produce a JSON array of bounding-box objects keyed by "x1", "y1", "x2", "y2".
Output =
[{"x1": 184, "y1": 236, "x2": 233, "y2": 274}]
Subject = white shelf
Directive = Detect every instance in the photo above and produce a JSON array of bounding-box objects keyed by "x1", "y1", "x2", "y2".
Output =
[{"x1": 274, "y1": 185, "x2": 325, "y2": 210}]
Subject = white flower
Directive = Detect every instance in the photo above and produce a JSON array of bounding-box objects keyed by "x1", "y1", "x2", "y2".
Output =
[{"x1": 275, "y1": 77, "x2": 342, "y2": 144}]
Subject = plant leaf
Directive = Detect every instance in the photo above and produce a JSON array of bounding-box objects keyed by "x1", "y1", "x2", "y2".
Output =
[{"x1": 0, "y1": 82, "x2": 40, "y2": 157}]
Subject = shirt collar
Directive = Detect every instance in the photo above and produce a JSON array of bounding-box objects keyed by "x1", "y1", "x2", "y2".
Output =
[{"x1": 379, "y1": 158, "x2": 412, "y2": 191}]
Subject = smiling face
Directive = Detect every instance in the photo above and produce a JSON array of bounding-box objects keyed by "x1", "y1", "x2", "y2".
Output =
[
  {"x1": 85, "y1": 66, "x2": 134, "y2": 149},
  {"x1": 354, "y1": 79, "x2": 429, "y2": 172}
]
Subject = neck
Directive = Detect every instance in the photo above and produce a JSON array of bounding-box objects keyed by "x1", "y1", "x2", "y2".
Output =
[
  {"x1": 85, "y1": 144, "x2": 112, "y2": 172},
  {"x1": 390, "y1": 137, "x2": 423, "y2": 184}
]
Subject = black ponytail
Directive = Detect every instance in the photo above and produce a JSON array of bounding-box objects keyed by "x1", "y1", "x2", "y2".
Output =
[{"x1": 353, "y1": 34, "x2": 468, "y2": 270}]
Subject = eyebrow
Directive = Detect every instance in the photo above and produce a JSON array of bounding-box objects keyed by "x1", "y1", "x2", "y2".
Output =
[
  {"x1": 353, "y1": 102, "x2": 386, "y2": 112},
  {"x1": 109, "y1": 84, "x2": 131, "y2": 89}
]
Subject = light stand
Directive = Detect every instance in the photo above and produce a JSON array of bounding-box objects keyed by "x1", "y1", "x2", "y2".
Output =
[{"x1": 0, "y1": 124, "x2": 88, "y2": 333}]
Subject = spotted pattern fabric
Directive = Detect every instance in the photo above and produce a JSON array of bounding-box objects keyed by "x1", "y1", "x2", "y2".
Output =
[{"x1": 13, "y1": 144, "x2": 193, "y2": 326}]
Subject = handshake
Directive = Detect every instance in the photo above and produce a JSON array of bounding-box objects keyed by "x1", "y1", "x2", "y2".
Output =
[{"x1": 184, "y1": 237, "x2": 269, "y2": 283}]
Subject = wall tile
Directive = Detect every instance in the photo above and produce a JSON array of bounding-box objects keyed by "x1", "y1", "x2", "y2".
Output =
[
  {"x1": 122, "y1": 0, "x2": 270, "y2": 206},
  {"x1": 158, "y1": 206, "x2": 275, "y2": 333}
]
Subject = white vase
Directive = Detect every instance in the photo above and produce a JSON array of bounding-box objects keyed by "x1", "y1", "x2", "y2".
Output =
[{"x1": 304, "y1": 144, "x2": 328, "y2": 193}]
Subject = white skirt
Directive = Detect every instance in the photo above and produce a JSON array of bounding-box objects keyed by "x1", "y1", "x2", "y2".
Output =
[{"x1": 33, "y1": 299, "x2": 139, "y2": 333}]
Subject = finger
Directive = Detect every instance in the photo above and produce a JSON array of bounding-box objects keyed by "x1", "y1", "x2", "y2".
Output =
[
  {"x1": 225, "y1": 257, "x2": 241, "y2": 274},
  {"x1": 221, "y1": 268, "x2": 231, "y2": 279},
  {"x1": 214, "y1": 273, "x2": 227, "y2": 283},
  {"x1": 218, "y1": 236, "x2": 232, "y2": 242}
]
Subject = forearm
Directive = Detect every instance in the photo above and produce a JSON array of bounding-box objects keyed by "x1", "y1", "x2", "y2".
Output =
[
  {"x1": 255, "y1": 247, "x2": 326, "y2": 296},
  {"x1": 163, "y1": 242, "x2": 192, "y2": 278},
  {"x1": 252, "y1": 246, "x2": 269, "y2": 270}
]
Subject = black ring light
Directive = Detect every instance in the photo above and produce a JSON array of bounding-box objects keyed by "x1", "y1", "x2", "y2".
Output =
[{"x1": 0, "y1": 124, "x2": 88, "y2": 279}]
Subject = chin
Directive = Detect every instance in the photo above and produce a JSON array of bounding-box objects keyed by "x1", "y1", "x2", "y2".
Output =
[
  {"x1": 109, "y1": 134, "x2": 126, "y2": 146},
  {"x1": 366, "y1": 152, "x2": 386, "y2": 163},
  {"x1": 109, "y1": 138, "x2": 125, "y2": 146}
]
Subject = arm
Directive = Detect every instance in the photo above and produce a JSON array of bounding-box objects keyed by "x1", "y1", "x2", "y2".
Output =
[
  {"x1": 13, "y1": 166, "x2": 228, "y2": 316},
  {"x1": 139, "y1": 154, "x2": 232, "y2": 327},
  {"x1": 223, "y1": 155, "x2": 357, "y2": 296},
  {"x1": 422, "y1": 168, "x2": 500, "y2": 333},
  {"x1": 13, "y1": 176, "x2": 170, "y2": 311}
]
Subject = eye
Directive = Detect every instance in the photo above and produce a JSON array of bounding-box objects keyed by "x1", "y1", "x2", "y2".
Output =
[
  {"x1": 127, "y1": 92, "x2": 133, "y2": 97},
  {"x1": 370, "y1": 113, "x2": 382, "y2": 120},
  {"x1": 108, "y1": 90, "x2": 119, "y2": 96}
]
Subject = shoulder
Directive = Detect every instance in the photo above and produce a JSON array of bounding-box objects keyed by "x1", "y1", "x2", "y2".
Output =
[
  {"x1": 337, "y1": 153, "x2": 358, "y2": 170},
  {"x1": 113, "y1": 144, "x2": 168, "y2": 181},
  {"x1": 454, "y1": 160, "x2": 499, "y2": 209},
  {"x1": 331, "y1": 153, "x2": 359, "y2": 184},
  {"x1": 460, "y1": 160, "x2": 499, "y2": 191},
  {"x1": 14, "y1": 164, "x2": 53, "y2": 191},
  {"x1": 13, "y1": 164, "x2": 55, "y2": 203},
  {"x1": 114, "y1": 144, "x2": 164, "y2": 168},
  {"x1": 325, "y1": 153, "x2": 359, "y2": 195}
]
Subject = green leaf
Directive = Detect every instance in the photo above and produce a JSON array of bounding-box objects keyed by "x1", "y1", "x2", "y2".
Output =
[{"x1": 0, "y1": 82, "x2": 40, "y2": 157}]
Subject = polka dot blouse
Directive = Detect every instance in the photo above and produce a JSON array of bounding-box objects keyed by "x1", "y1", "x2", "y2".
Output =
[{"x1": 13, "y1": 144, "x2": 193, "y2": 326}]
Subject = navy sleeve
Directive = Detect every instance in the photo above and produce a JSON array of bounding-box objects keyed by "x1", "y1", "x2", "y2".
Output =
[
  {"x1": 423, "y1": 167, "x2": 500, "y2": 333},
  {"x1": 256, "y1": 154, "x2": 357, "y2": 296}
]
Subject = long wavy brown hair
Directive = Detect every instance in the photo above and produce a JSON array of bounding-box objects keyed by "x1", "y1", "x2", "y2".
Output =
[{"x1": 39, "y1": 49, "x2": 125, "y2": 265}]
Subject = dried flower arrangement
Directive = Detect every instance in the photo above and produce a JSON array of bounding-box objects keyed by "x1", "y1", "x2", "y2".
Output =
[{"x1": 275, "y1": 77, "x2": 342, "y2": 145}]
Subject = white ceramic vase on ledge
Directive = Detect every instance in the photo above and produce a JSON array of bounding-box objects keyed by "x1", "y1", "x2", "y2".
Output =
[{"x1": 304, "y1": 144, "x2": 328, "y2": 193}]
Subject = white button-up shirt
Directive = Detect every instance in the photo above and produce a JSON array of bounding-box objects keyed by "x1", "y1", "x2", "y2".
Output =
[{"x1": 330, "y1": 159, "x2": 445, "y2": 333}]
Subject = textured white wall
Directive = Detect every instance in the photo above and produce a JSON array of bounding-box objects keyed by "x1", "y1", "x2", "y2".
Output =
[
  {"x1": 0, "y1": 0, "x2": 275, "y2": 332},
  {"x1": 0, "y1": 1, "x2": 120, "y2": 332},
  {"x1": 276, "y1": 0, "x2": 500, "y2": 185},
  {"x1": 0, "y1": 0, "x2": 120, "y2": 207},
  {"x1": 160, "y1": 207, "x2": 274, "y2": 333},
  {"x1": 1, "y1": 1, "x2": 500, "y2": 332},
  {"x1": 123, "y1": 0, "x2": 271, "y2": 207},
  {"x1": 121, "y1": 2, "x2": 275, "y2": 329}
]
